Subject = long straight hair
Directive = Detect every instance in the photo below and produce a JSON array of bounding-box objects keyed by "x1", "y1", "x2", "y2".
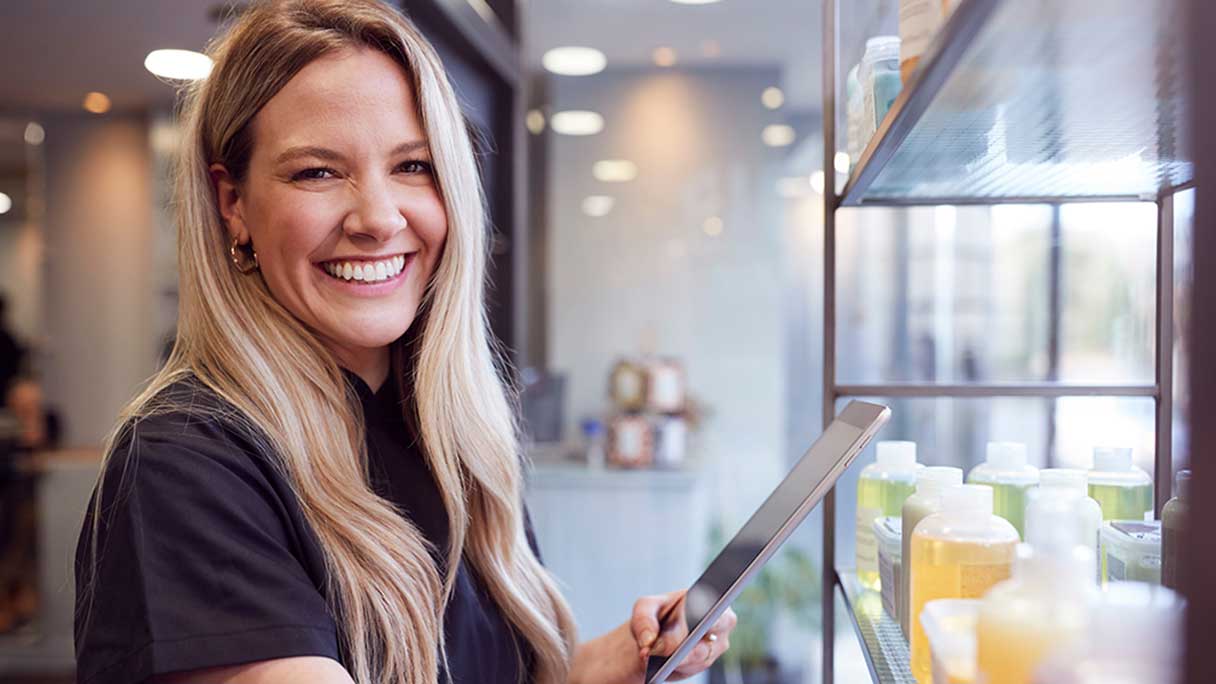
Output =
[{"x1": 79, "y1": 1, "x2": 577, "y2": 682}]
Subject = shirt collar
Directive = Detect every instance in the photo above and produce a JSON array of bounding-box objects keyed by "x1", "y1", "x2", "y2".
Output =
[{"x1": 341, "y1": 368, "x2": 402, "y2": 426}]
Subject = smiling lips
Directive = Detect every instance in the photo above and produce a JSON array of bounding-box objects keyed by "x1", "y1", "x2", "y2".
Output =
[{"x1": 321, "y1": 254, "x2": 409, "y2": 283}]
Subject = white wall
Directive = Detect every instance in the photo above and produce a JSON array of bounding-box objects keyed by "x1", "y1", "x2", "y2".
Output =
[
  {"x1": 40, "y1": 113, "x2": 159, "y2": 448},
  {"x1": 545, "y1": 67, "x2": 796, "y2": 524}
]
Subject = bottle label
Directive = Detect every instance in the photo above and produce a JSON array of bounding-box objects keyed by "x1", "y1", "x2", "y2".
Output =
[
  {"x1": 856, "y1": 506, "x2": 881, "y2": 575},
  {"x1": 879, "y1": 550, "x2": 900, "y2": 620}
]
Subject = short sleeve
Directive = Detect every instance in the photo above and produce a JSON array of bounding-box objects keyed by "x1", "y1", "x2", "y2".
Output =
[{"x1": 74, "y1": 421, "x2": 341, "y2": 684}]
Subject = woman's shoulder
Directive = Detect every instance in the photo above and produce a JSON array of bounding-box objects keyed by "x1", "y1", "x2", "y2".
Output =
[{"x1": 107, "y1": 374, "x2": 281, "y2": 481}]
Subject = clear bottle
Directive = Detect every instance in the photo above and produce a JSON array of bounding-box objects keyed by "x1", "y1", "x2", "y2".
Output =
[
  {"x1": 1029, "y1": 468, "x2": 1102, "y2": 572},
  {"x1": 900, "y1": 466, "x2": 964, "y2": 639},
  {"x1": 845, "y1": 64, "x2": 863, "y2": 166},
  {"x1": 1033, "y1": 583, "x2": 1185, "y2": 684},
  {"x1": 1161, "y1": 469, "x2": 1190, "y2": 591},
  {"x1": 859, "y1": 36, "x2": 901, "y2": 146},
  {"x1": 1088, "y1": 447, "x2": 1153, "y2": 522},
  {"x1": 910, "y1": 484, "x2": 1018, "y2": 684},
  {"x1": 580, "y1": 418, "x2": 606, "y2": 469},
  {"x1": 977, "y1": 491, "x2": 1099, "y2": 684},
  {"x1": 968, "y1": 442, "x2": 1039, "y2": 538},
  {"x1": 857, "y1": 441, "x2": 920, "y2": 590}
]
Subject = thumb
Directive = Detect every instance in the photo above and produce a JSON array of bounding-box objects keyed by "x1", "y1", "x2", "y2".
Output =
[{"x1": 630, "y1": 594, "x2": 666, "y2": 650}]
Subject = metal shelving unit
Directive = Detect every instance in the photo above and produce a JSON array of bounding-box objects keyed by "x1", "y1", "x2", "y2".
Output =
[{"x1": 818, "y1": 0, "x2": 1192, "y2": 682}]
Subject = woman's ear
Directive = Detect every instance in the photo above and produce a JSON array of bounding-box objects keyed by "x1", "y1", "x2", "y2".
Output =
[{"x1": 209, "y1": 163, "x2": 250, "y2": 244}]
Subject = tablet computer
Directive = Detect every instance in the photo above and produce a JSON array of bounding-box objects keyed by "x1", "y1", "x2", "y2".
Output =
[{"x1": 644, "y1": 400, "x2": 890, "y2": 684}]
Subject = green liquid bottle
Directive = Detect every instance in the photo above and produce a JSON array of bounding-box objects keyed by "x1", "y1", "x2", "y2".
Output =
[
  {"x1": 968, "y1": 442, "x2": 1040, "y2": 539},
  {"x1": 1088, "y1": 447, "x2": 1153, "y2": 522},
  {"x1": 856, "y1": 441, "x2": 920, "y2": 591}
]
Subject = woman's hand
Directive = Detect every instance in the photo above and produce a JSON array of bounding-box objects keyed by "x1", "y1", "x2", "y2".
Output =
[{"x1": 630, "y1": 590, "x2": 737, "y2": 681}]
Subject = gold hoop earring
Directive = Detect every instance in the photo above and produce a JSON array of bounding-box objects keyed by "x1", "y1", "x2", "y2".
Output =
[{"x1": 230, "y1": 236, "x2": 259, "y2": 274}]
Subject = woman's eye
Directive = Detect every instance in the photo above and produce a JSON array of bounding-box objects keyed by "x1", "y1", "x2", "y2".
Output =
[
  {"x1": 397, "y1": 160, "x2": 433, "y2": 175},
  {"x1": 292, "y1": 167, "x2": 336, "y2": 181}
]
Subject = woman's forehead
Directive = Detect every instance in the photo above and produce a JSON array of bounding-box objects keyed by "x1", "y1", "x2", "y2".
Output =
[{"x1": 252, "y1": 47, "x2": 426, "y2": 157}]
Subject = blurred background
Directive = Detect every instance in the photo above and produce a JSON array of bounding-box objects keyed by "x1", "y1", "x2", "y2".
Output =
[{"x1": 0, "y1": 1, "x2": 1195, "y2": 683}]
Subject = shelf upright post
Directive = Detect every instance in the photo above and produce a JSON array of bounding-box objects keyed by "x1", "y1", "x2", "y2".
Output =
[
  {"x1": 821, "y1": 0, "x2": 840, "y2": 682},
  {"x1": 1155, "y1": 192, "x2": 1175, "y2": 516}
]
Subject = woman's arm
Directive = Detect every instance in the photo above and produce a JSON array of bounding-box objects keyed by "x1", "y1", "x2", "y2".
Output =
[{"x1": 570, "y1": 621, "x2": 645, "y2": 684}]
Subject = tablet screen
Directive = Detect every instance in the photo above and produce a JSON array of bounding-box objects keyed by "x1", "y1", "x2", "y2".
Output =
[{"x1": 645, "y1": 403, "x2": 886, "y2": 681}]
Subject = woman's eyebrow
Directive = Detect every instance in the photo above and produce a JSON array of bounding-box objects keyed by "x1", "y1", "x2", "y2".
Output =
[{"x1": 273, "y1": 140, "x2": 430, "y2": 165}]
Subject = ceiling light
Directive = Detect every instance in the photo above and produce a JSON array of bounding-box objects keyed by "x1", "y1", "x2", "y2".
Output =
[
  {"x1": 526, "y1": 109, "x2": 546, "y2": 135},
  {"x1": 834, "y1": 151, "x2": 851, "y2": 174},
  {"x1": 810, "y1": 170, "x2": 826, "y2": 194},
  {"x1": 144, "y1": 49, "x2": 213, "y2": 80},
  {"x1": 582, "y1": 195, "x2": 615, "y2": 217},
  {"x1": 593, "y1": 159, "x2": 638, "y2": 182},
  {"x1": 653, "y1": 47, "x2": 678, "y2": 67},
  {"x1": 24, "y1": 122, "x2": 44, "y2": 146},
  {"x1": 82, "y1": 92, "x2": 111, "y2": 114},
  {"x1": 703, "y1": 216, "x2": 724, "y2": 236},
  {"x1": 0, "y1": 192, "x2": 11, "y2": 215},
  {"x1": 761, "y1": 87, "x2": 784, "y2": 109},
  {"x1": 551, "y1": 110, "x2": 604, "y2": 136},
  {"x1": 761, "y1": 124, "x2": 795, "y2": 147},
  {"x1": 542, "y1": 47, "x2": 607, "y2": 76}
]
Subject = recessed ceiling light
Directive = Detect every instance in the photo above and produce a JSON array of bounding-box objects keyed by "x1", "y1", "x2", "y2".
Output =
[
  {"x1": 703, "y1": 216, "x2": 724, "y2": 236},
  {"x1": 834, "y1": 151, "x2": 851, "y2": 174},
  {"x1": 582, "y1": 195, "x2": 615, "y2": 217},
  {"x1": 653, "y1": 47, "x2": 677, "y2": 67},
  {"x1": 542, "y1": 47, "x2": 607, "y2": 76},
  {"x1": 82, "y1": 92, "x2": 111, "y2": 114},
  {"x1": 144, "y1": 49, "x2": 213, "y2": 80},
  {"x1": 24, "y1": 122, "x2": 44, "y2": 146},
  {"x1": 551, "y1": 110, "x2": 604, "y2": 136},
  {"x1": 526, "y1": 109, "x2": 546, "y2": 135},
  {"x1": 810, "y1": 170, "x2": 826, "y2": 194},
  {"x1": 593, "y1": 159, "x2": 638, "y2": 183},
  {"x1": 761, "y1": 87, "x2": 784, "y2": 109},
  {"x1": 0, "y1": 192, "x2": 11, "y2": 215},
  {"x1": 761, "y1": 124, "x2": 795, "y2": 147}
]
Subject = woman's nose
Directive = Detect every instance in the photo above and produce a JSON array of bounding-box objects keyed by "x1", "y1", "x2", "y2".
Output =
[{"x1": 342, "y1": 179, "x2": 407, "y2": 241}]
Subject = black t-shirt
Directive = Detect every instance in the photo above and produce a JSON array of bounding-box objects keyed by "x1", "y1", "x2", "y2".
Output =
[{"x1": 74, "y1": 370, "x2": 539, "y2": 684}]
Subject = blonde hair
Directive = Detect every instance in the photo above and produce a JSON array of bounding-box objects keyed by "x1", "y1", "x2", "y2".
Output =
[{"x1": 79, "y1": 1, "x2": 577, "y2": 682}]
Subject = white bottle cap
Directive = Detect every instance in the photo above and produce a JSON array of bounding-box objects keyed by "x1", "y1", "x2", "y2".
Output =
[
  {"x1": 945, "y1": 483, "x2": 993, "y2": 515},
  {"x1": 986, "y1": 442, "x2": 1028, "y2": 469},
  {"x1": 876, "y1": 441, "x2": 917, "y2": 469},
  {"x1": 915, "y1": 466, "x2": 963, "y2": 495},
  {"x1": 1093, "y1": 446, "x2": 1134, "y2": 471},
  {"x1": 1025, "y1": 488, "x2": 1087, "y2": 551},
  {"x1": 864, "y1": 35, "x2": 901, "y2": 60},
  {"x1": 1089, "y1": 583, "x2": 1185, "y2": 667},
  {"x1": 1039, "y1": 468, "x2": 1088, "y2": 496}
]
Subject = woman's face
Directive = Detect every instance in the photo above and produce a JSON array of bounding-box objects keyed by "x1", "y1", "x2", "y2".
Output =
[{"x1": 212, "y1": 47, "x2": 447, "y2": 366}]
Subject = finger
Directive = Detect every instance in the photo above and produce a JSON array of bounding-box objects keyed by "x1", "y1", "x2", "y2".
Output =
[
  {"x1": 630, "y1": 594, "x2": 666, "y2": 651},
  {"x1": 710, "y1": 606, "x2": 738, "y2": 637}
]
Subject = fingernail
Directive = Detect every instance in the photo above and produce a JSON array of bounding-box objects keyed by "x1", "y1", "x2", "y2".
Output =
[{"x1": 640, "y1": 631, "x2": 655, "y2": 647}]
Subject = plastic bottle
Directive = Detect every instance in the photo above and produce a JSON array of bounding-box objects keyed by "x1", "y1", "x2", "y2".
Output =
[
  {"x1": 1028, "y1": 469, "x2": 1102, "y2": 570},
  {"x1": 899, "y1": 0, "x2": 957, "y2": 82},
  {"x1": 910, "y1": 484, "x2": 1018, "y2": 684},
  {"x1": 859, "y1": 36, "x2": 901, "y2": 146},
  {"x1": 976, "y1": 491, "x2": 1099, "y2": 684},
  {"x1": 857, "y1": 441, "x2": 920, "y2": 590},
  {"x1": 580, "y1": 418, "x2": 605, "y2": 469},
  {"x1": 1088, "y1": 447, "x2": 1153, "y2": 522},
  {"x1": 1101, "y1": 520, "x2": 1161, "y2": 584},
  {"x1": 1161, "y1": 469, "x2": 1190, "y2": 591},
  {"x1": 1032, "y1": 583, "x2": 1184, "y2": 684},
  {"x1": 845, "y1": 64, "x2": 863, "y2": 166},
  {"x1": 874, "y1": 516, "x2": 903, "y2": 621},
  {"x1": 968, "y1": 442, "x2": 1039, "y2": 538},
  {"x1": 900, "y1": 466, "x2": 964, "y2": 639}
]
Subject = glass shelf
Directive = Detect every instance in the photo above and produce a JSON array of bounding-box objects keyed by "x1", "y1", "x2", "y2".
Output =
[
  {"x1": 842, "y1": 0, "x2": 1191, "y2": 206},
  {"x1": 836, "y1": 569, "x2": 916, "y2": 684}
]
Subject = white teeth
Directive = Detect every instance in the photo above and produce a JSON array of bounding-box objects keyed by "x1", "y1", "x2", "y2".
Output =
[{"x1": 324, "y1": 255, "x2": 409, "y2": 283}]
